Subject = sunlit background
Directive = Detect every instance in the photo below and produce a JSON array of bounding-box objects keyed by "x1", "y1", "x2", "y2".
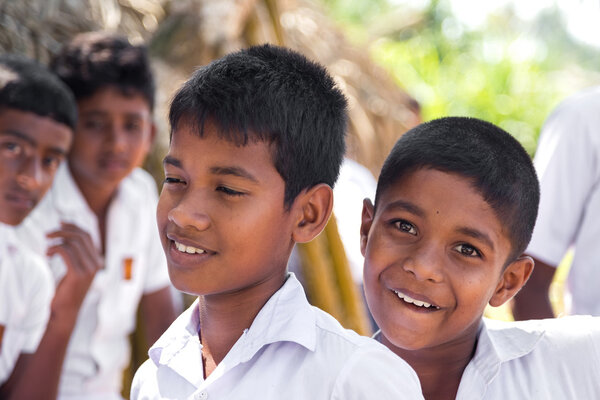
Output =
[{"x1": 320, "y1": 0, "x2": 600, "y2": 154}]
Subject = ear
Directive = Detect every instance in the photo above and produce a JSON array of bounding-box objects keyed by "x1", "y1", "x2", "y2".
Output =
[
  {"x1": 291, "y1": 183, "x2": 333, "y2": 243},
  {"x1": 148, "y1": 121, "x2": 158, "y2": 147},
  {"x1": 360, "y1": 198, "x2": 375, "y2": 257},
  {"x1": 489, "y1": 255, "x2": 535, "y2": 307}
]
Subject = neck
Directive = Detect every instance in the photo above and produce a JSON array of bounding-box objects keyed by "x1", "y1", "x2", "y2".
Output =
[
  {"x1": 381, "y1": 326, "x2": 480, "y2": 400},
  {"x1": 68, "y1": 163, "x2": 116, "y2": 217},
  {"x1": 197, "y1": 273, "x2": 287, "y2": 377}
]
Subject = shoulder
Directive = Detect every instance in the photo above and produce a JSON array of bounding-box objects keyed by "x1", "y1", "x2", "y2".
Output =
[
  {"x1": 311, "y1": 307, "x2": 422, "y2": 394},
  {"x1": 485, "y1": 316, "x2": 600, "y2": 368},
  {"x1": 130, "y1": 358, "x2": 160, "y2": 400}
]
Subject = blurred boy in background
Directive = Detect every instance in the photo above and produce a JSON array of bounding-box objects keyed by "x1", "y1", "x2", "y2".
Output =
[
  {"x1": 0, "y1": 54, "x2": 75, "y2": 398},
  {"x1": 18, "y1": 32, "x2": 177, "y2": 400}
]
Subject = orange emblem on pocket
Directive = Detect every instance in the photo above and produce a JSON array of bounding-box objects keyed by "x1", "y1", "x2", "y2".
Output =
[
  {"x1": 0, "y1": 324, "x2": 5, "y2": 354},
  {"x1": 123, "y1": 258, "x2": 134, "y2": 280}
]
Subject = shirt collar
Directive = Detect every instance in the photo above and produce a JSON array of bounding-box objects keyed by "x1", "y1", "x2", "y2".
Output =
[
  {"x1": 149, "y1": 273, "x2": 317, "y2": 385},
  {"x1": 468, "y1": 318, "x2": 545, "y2": 384}
]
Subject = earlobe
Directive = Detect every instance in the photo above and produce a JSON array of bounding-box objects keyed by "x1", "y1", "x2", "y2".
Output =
[
  {"x1": 292, "y1": 184, "x2": 333, "y2": 243},
  {"x1": 489, "y1": 255, "x2": 535, "y2": 307},
  {"x1": 360, "y1": 198, "x2": 375, "y2": 256}
]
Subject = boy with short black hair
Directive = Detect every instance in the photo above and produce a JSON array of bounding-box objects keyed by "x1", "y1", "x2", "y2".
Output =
[
  {"x1": 0, "y1": 54, "x2": 75, "y2": 397},
  {"x1": 131, "y1": 44, "x2": 424, "y2": 400},
  {"x1": 18, "y1": 32, "x2": 177, "y2": 400},
  {"x1": 361, "y1": 116, "x2": 600, "y2": 399}
]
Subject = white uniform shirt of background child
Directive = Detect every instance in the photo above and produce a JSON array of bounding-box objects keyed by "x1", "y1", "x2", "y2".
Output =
[
  {"x1": 527, "y1": 86, "x2": 600, "y2": 316},
  {"x1": 131, "y1": 274, "x2": 424, "y2": 400},
  {"x1": 18, "y1": 163, "x2": 171, "y2": 399},
  {"x1": 0, "y1": 223, "x2": 53, "y2": 385}
]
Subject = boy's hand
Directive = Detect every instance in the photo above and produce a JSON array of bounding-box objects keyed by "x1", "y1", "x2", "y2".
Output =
[{"x1": 46, "y1": 223, "x2": 102, "y2": 321}]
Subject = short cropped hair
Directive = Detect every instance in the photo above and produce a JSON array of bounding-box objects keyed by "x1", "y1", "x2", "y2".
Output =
[
  {"x1": 0, "y1": 54, "x2": 77, "y2": 130},
  {"x1": 169, "y1": 44, "x2": 348, "y2": 207},
  {"x1": 51, "y1": 31, "x2": 155, "y2": 110},
  {"x1": 375, "y1": 117, "x2": 539, "y2": 262}
]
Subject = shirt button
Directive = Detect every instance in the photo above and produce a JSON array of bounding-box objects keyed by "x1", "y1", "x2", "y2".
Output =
[{"x1": 195, "y1": 391, "x2": 208, "y2": 400}]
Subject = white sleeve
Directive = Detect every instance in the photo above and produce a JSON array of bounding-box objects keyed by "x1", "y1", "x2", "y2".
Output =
[
  {"x1": 331, "y1": 345, "x2": 424, "y2": 400},
  {"x1": 21, "y1": 255, "x2": 54, "y2": 352},
  {"x1": 527, "y1": 102, "x2": 600, "y2": 266}
]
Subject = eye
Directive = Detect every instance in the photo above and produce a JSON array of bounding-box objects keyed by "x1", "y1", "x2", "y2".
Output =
[
  {"x1": 1, "y1": 141, "x2": 23, "y2": 157},
  {"x1": 42, "y1": 154, "x2": 63, "y2": 170},
  {"x1": 124, "y1": 120, "x2": 142, "y2": 133},
  {"x1": 454, "y1": 243, "x2": 481, "y2": 258},
  {"x1": 82, "y1": 119, "x2": 106, "y2": 131},
  {"x1": 392, "y1": 219, "x2": 417, "y2": 235},
  {"x1": 163, "y1": 177, "x2": 184, "y2": 185},
  {"x1": 216, "y1": 186, "x2": 245, "y2": 196}
]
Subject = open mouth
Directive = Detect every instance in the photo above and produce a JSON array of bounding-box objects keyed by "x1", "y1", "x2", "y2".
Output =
[
  {"x1": 173, "y1": 240, "x2": 207, "y2": 255},
  {"x1": 393, "y1": 290, "x2": 440, "y2": 310}
]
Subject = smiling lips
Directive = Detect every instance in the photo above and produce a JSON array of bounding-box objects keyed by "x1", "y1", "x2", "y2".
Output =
[
  {"x1": 173, "y1": 240, "x2": 207, "y2": 255},
  {"x1": 393, "y1": 290, "x2": 440, "y2": 310}
]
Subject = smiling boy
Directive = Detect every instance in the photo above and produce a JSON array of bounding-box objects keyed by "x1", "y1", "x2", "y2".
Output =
[
  {"x1": 130, "y1": 44, "x2": 423, "y2": 400},
  {"x1": 360, "y1": 117, "x2": 600, "y2": 399},
  {"x1": 17, "y1": 32, "x2": 177, "y2": 399},
  {"x1": 0, "y1": 54, "x2": 75, "y2": 397}
]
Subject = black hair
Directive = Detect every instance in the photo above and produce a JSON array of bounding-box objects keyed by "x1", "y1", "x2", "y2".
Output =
[
  {"x1": 169, "y1": 44, "x2": 348, "y2": 207},
  {"x1": 50, "y1": 31, "x2": 155, "y2": 111},
  {"x1": 0, "y1": 54, "x2": 77, "y2": 130},
  {"x1": 375, "y1": 116, "x2": 540, "y2": 262}
]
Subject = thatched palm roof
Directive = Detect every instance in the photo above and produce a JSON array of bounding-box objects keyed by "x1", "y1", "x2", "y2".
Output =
[{"x1": 0, "y1": 0, "x2": 420, "y2": 175}]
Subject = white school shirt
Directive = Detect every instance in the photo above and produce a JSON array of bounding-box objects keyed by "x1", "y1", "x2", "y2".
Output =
[
  {"x1": 456, "y1": 316, "x2": 600, "y2": 399},
  {"x1": 131, "y1": 274, "x2": 424, "y2": 400},
  {"x1": 526, "y1": 86, "x2": 600, "y2": 315},
  {"x1": 0, "y1": 223, "x2": 53, "y2": 385},
  {"x1": 18, "y1": 163, "x2": 171, "y2": 399}
]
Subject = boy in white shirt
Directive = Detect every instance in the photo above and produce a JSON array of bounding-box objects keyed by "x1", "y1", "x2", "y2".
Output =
[
  {"x1": 131, "y1": 44, "x2": 424, "y2": 400},
  {"x1": 360, "y1": 116, "x2": 600, "y2": 399},
  {"x1": 17, "y1": 32, "x2": 177, "y2": 400},
  {"x1": 0, "y1": 54, "x2": 75, "y2": 397}
]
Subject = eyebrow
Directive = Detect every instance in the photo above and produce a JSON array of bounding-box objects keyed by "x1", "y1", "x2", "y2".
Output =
[
  {"x1": 162, "y1": 156, "x2": 260, "y2": 184},
  {"x1": 1, "y1": 129, "x2": 36, "y2": 147},
  {"x1": 384, "y1": 199, "x2": 426, "y2": 218},
  {"x1": 163, "y1": 155, "x2": 182, "y2": 168},
  {"x1": 456, "y1": 226, "x2": 495, "y2": 250},
  {"x1": 210, "y1": 166, "x2": 259, "y2": 183},
  {"x1": 1, "y1": 129, "x2": 68, "y2": 156}
]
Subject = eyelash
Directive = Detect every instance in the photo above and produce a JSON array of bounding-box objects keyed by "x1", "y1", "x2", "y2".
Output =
[
  {"x1": 164, "y1": 177, "x2": 183, "y2": 185},
  {"x1": 216, "y1": 186, "x2": 245, "y2": 196},
  {"x1": 392, "y1": 219, "x2": 417, "y2": 235},
  {"x1": 454, "y1": 243, "x2": 482, "y2": 258}
]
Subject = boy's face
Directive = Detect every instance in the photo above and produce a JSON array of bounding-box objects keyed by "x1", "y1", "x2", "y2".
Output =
[
  {"x1": 157, "y1": 122, "x2": 296, "y2": 296},
  {"x1": 0, "y1": 109, "x2": 72, "y2": 225},
  {"x1": 68, "y1": 86, "x2": 154, "y2": 192},
  {"x1": 361, "y1": 168, "x2": 515, "y2": 351}
]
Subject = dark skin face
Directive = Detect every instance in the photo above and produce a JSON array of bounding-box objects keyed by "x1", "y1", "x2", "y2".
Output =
[
  {"x1": 0, "y1": 109, "x2": 72, "y2": 226},
  {"x1": 67, "y1": 86, "x2": 155, "y2": 211},
  {"x1": 157, "y1": 121, "x2": 334, "y2": 377},
  {"x1": 361, "y1": 168, "x2": 533, "y2": 400}
]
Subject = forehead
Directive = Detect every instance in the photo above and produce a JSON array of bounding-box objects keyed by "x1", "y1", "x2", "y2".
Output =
[
  {"x1": 77, "y1": 86, "x2": 151, "y2": 116},
  {"x1": 168, "y1": 121, "x2": 279, "y2": 177},
  {"x1": 0, "y1": 108, "x2": 72, "y2": 150}
]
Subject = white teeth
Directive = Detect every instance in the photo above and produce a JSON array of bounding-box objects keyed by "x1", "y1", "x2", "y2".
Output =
[
  {"x1": 174, "y1": 241, "x2": 206, "y2": 254},
  {"x1": 394, "y1": 290, "x2": 439, "y2": 309}
]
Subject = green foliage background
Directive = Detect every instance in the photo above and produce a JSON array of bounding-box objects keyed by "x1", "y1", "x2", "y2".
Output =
[{"x1": 319, "y1": 0, "x2": 600, "y2": 155}]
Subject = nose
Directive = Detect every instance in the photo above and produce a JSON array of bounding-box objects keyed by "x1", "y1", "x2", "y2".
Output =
[
  {"x1": 105, "y1": 125, "x2": 128, "y2": 153},
  {"x1": 402, "y1": 242, "x2": 444, "y2": 283},
  {"x1": 166, "y1": 195, "x2": 211, "y2": 232},
  {"x1": 16, "y1": 156, "x2": 43, "y2": 190}
]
